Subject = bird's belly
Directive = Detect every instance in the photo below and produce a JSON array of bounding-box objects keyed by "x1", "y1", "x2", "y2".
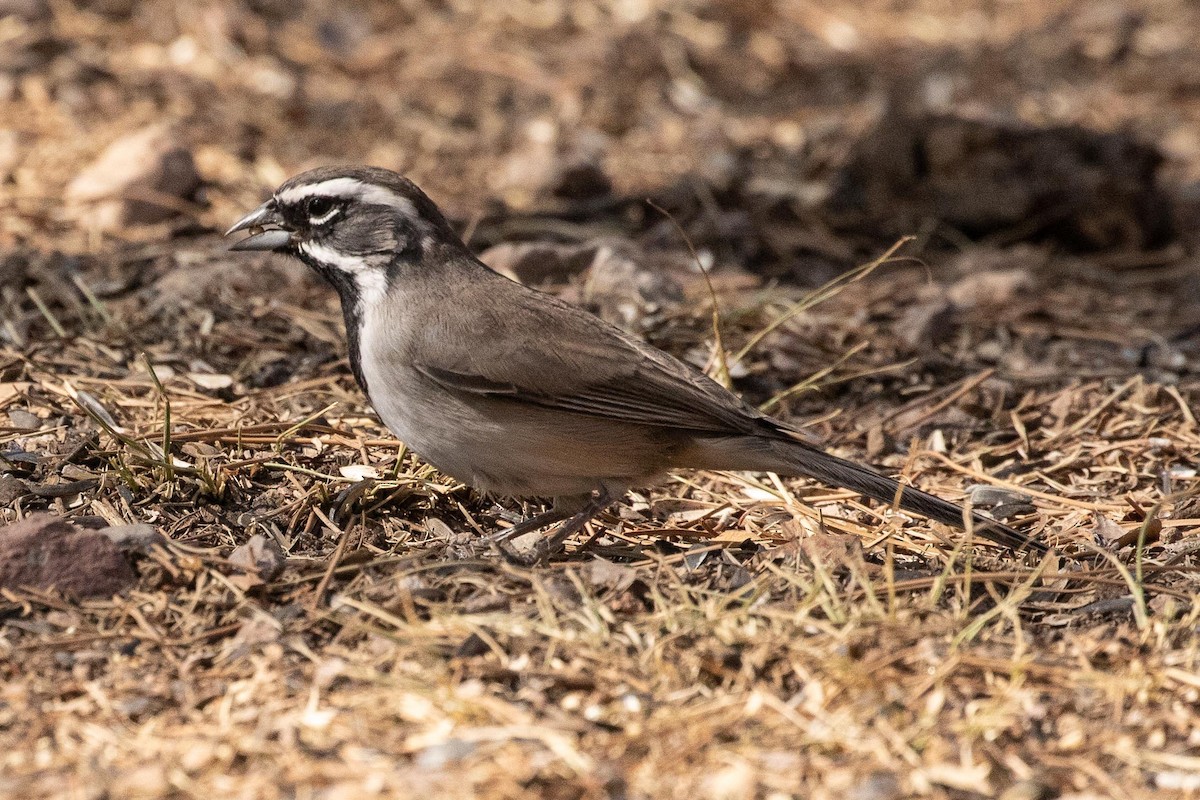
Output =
[{"x1": 365, "y1": 375, "x2": 671, "y2": 498}]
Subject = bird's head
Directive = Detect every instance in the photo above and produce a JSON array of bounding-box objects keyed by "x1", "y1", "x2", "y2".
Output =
[{"x1": 226, "y1": 166, "x2": 459, "y2": 306}]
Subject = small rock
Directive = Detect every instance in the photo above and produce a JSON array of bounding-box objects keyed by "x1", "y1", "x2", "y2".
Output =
[
  {"x1": 455, "y1": 633, "x2": 490, "y2": 658},
  {"x1": 481, "y1": 238, "x2": 684, "y2": 330},
  {"x1": 897, "y1": 298, "x2": 955, "y2": 349},
  {"x1": 61, "y1": 464, "x2": 98, "y2": 481},
  {"x1": 702, "y1": 760, "x2": 755, "y2": 800},
  {"x1": 218, "y1": 616, "x2": 282, "y2": 661},
  {"x1": 552, "y1": 160, "x2": 613, "y2": 200},
  {"x1": 481, "y1": 240, "x2": 597, "y2": 286},
  {"x1": 338, "y1": 464, "x2": 379, "y2": 481},
  {"x1": 1149, "y1": 593, "x2": 1182, "y2": 620},
  {"x1": 682, "y1": 543, "x2": 710, "y2": 571},
  {"x1": 186, "y1": 372, "x2": 233, "y2": 391},
  {"x1": 1091, "y1": 514, "x2": 1127, "y2": 546},
  {"x1": 28, "y1": 478, "x2": 98, "y2": 499},
  {"x1": 415, "y1": 738, "x2": 477, "y2": 769},
  {"x1": 7, "y1": 408, "x2": 39, "y2": 430},
  {"x1": 115, "y1": 695, "x2": 161, "y2": 720},
  {"x1": 947, "y1": 269, "x2": 1032, "y2": 309},
  {"x1": 181, "y1": 442, "x2": 221, "y2": 459},
  {"x1": 423, "y1": 517, "x2": 456, "y2": 541},
  {"x1": 503, "y1": 528, "x2": 544, "y2": 559},
  {"x1": 990, "y1": 502, "x2": 1038, "y2": 521},
  {"x1": 588, "y1": 558, "x2": 639, "y2": 592},
  {"x1": 997, "y1": 780, "x2": 1057, "y2": 800},
  {"x1": 847, "y1": 771, "x2": 903, "y2": 800},
  {"x1": 967, "y1": 484, "x2": 1034, "y2": 506},
  {"x1": 1165, "y1": 464, "x2": 1197, "y2": 480},
  {"x1": 0, "y1": 475, "x2": 31, "y2": 505},
  {"x1": 0, "y1": 514, "x2": 136, "y2": 598},
  {"x1": 102, "y1": 523, "x2": 165, "y2": 553},
  {"x1": 582, "y1": 243, "x2": 685, "y2": 329},
  {"x1": 828, "y1": 111, "x2": 1174, "y2": 251},
  {"x1": 65, "y1": 123, "x2": 201, "y2": 231},
  {"x1": 228, "y1": 534, "x2": 286, "y2": 581}
]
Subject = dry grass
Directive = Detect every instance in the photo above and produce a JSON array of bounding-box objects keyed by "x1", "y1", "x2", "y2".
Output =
[
  {"x1": 2, "y1": 1, "x2": 1199, "y2": 798},
  {"x1": 2, "y1": 248, "x2": 1197, "y2": 798}
]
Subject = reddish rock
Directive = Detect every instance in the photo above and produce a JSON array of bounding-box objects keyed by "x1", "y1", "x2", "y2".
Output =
[
  {"x1": 0, "y1": 474, "x2": 30, "y2": 505},
  {"x1": 0, "y1": 514, "x2": 136, "y2": 598}
]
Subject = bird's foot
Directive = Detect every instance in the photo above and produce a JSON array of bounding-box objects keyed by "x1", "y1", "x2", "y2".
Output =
[
  {"x1": 486, "y1": 505, "x2": 569, "y2": 565},
  {"x1": 487, "y1": 504, "x2": 526, "y2": 526},
  {"x1": 488, "y1": 490, "x2": 615, "y2": 564}
]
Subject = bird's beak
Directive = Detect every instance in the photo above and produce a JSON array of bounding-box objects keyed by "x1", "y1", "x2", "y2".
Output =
[{"x1": 225, "y1": 201, "x2": 294, "y2": 251}]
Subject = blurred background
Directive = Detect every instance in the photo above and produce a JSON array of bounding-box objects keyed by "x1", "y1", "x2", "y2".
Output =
[
  {"x1": 3, "y1": 0, "x2": 1198, "y2": 379},
  {"x1": 0, "y1": 0, "x2": 1197, "y2": 438},
  {"x1": 3, "y1": 0, "x2": 1199, "y2": 257}
]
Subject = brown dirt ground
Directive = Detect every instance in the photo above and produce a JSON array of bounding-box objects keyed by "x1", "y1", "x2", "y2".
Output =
[{"x1": 1, "y1": 1, "x2": 1198, "y2": 798}]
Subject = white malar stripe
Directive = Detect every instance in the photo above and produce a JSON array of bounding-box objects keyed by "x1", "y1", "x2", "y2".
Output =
[
  {"x1": 299, "y1": 240, "x2": 389, "y2": 308},
  {"x1": 276, "y1": 177, "x2": 418, "y2": 218}
]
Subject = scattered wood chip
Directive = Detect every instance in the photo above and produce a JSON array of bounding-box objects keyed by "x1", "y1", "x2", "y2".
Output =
[{"x1": 228, "y1": 533, "x2": 286, "y2": 582}]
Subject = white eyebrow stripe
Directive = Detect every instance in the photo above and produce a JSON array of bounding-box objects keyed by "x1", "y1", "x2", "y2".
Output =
[{"x1": 276, "y1": 177, "x2": 418, "y2": 217}]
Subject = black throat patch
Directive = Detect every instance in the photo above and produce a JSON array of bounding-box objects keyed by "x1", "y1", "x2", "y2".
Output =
[{"x1": 296, "y1": 252, "x2": 371, "y2": 394}]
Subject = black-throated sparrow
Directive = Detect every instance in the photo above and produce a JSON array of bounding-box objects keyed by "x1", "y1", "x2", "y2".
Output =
[{"x1": 226, "y1": 166, "x2": 1046, "y2": 554}]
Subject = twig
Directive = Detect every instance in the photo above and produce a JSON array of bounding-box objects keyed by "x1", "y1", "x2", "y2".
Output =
[{"x1": 647, "y1": 200, "x2": 732, "y2": 388}]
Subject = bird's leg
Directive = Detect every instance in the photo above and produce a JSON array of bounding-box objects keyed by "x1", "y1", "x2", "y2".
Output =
[
  {"x1": 488, "y1": 504, "x2": 572, "y2": 544},
  {"x1": 488, "y1": 488, "x2": 620, "y2": 564},
  {"x1": 534, "y1": 488, "x2": 618, "y2": 561}
]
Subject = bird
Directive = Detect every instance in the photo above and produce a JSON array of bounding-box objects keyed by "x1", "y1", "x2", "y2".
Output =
[{"x1": 226, "y1": 165, "x2": 1046, "y2": 555}]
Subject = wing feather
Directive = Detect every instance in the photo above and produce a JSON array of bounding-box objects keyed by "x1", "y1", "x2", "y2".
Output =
[{"x1": 410, "y1": 278, "x2": 767, "y2": 436}]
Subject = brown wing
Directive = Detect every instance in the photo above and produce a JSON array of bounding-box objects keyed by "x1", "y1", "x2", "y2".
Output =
[{"x1": 409, "y1": 273, "x2": 770, "y2": 436}]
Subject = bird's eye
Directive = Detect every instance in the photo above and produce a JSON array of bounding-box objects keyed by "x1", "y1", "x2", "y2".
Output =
[{"x1": 305, "y1": 196, "x2": 338, "y2": 223}]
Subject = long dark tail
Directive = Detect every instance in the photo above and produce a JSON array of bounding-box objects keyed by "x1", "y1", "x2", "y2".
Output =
[{"x1": 694, "y1": 432, "x2": 1047, "y2": 552}]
